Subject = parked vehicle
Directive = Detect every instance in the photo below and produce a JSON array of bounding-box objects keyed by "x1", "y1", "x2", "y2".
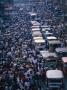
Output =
[{"x1": 46, "y1": 70, "x2": 64, "y2": 90}]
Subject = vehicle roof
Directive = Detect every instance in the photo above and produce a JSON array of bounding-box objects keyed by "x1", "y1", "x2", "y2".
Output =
[
  {"x1": 46, "y1": 70, "x2": 63, "y2": 79},
  {"x1": 31, "y1": 21, "x2": 40, "y2": 26},
  {"x1": 56, "y1": 47, "x2": 67, "y2": 53},
  {"x1": 62, "y1": 57, "x2": 67, "y2": 63},
  {"x1": 48, "y1": 40, "x2": 61, "y2": 45},
  {"x1": 29, "y1": 12, "x2": 37, "y2": 16},
  {"x1": 47, "y1": 36, "x2": 57, "y2": 40},
  {"x1": 40, "y1": 50, "x2": 57, "y2": 58},
  {"x1": 32, "y1": 26, "x2": 40, "y2": 28},
  {"x1": 33, "y1": 36, "x2": 43, "y2": 40},
  {"x1": 34, "y1": 39, "x2": 45, "y2": 43},
  {"x1": 32, "y1": 28, "x2": 40, "y2": 31}
]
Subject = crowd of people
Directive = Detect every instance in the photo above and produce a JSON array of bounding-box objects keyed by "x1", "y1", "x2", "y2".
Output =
[
  {"x1": 0, "y1": 0, "x2": 67, "y2": 90},
  {"x1": 0, "y1": 3, "x2": 45, "y2": 90}
]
